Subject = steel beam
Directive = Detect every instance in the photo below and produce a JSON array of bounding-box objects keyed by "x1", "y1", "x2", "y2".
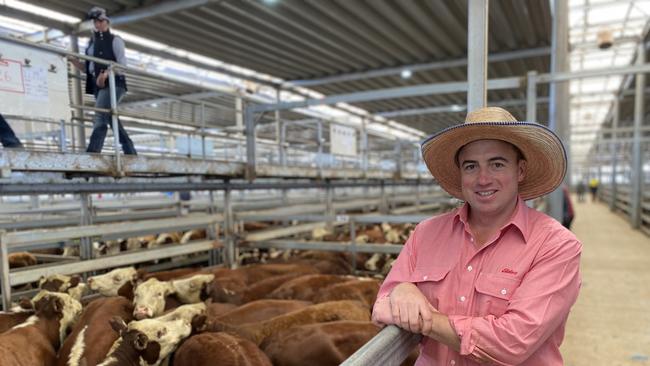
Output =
[
  {"x1": 288, "y1": 47, "x2": 549, "y2": 87},
  {"x1": 526, "y1": 71, "x2": 538, "y2": 122},
  {"x1": 251, "y1": 78, "x2": 521, "y2": 113},
  {"x1": 376, "y1": 97, "x2": 550, "y2": 119},
  {"x1": 547, "y1": 0, "x2": 570, "y2": 222},
  {"x1": 631, "y1": 43, "x2": 645, "y2": 228},
  {"x1": 467, "y1": 0, "x2": 489, "y2": 112}
]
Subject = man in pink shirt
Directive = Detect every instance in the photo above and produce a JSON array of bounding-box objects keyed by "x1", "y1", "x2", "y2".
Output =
[{"x1": 372, "y1": 107, "x2": 582, "y2": 365}]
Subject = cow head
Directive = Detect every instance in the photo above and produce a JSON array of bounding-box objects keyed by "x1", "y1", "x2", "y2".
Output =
[
  {"x1": 133, "y1": 278, "x2": 175, "y2": 320},
  {"x1": 87, "y1": 267, "x2": 138, "y2": 298},
  {"x1": 31, "y1": 291, "x2": 83, "y2": 344},
  {"x1": 156, "y1": 303, "x2": 207, "y2": 334},
  {"x1": 171, "y1": 274, "x2": 214, "y2": 304},
  {"x1": 110, "y1": 315, "x2": 192, "y2": 365},
  {"x1": 38, "y1": 274, "x2": 87, "y2": 301}
]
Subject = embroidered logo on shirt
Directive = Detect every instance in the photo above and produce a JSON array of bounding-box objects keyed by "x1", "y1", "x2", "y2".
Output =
[{"x1": 501, "y1": 268, "x2": 518, "y2": 275}]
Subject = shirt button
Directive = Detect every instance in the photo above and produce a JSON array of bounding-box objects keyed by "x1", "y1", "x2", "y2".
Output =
[
  {"x1": 451, "y1": 361, "x2": 456, "y2": 365},
  {"x1": 470, "y1": 237, "x2": 474, "y2": 242},
  {"x1": 423, "y1": 275, "x2": 428, "y2": 280},
  {"x1": 459, "y1": 296, "x2": 466, "y2": 302},
  {"x1": 467, "y1": 265, "x2": 473, "y2": 272},
  {"x1": 501, "y1": 289, "x2": 507, "y2": 295}
]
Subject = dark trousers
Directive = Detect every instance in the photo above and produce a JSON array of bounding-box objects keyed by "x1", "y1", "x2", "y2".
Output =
[
  {"x1": 0, "y1": 114, "x2": 23, "y2": 148},
  {"x1": 87, "y1": 86, "x2": 137, "y2": 155}
]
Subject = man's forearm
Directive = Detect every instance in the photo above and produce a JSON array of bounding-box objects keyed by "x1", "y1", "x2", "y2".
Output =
[{"x1": 425, "y1": 312, "x2": 461, "y2": 352}]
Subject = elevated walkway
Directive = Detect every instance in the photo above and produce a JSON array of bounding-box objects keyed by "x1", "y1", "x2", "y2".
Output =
[{"x1": 561, "y1": 198, "x2": 650, "y2": 365}]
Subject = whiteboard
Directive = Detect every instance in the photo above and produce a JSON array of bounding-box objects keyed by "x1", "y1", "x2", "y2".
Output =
[
  {"x1": 0, "y1": 39, "x2": 71, "y2": 122},
  {"x1": 330, "y1": 123, "x2": 357, "y2": 157}
]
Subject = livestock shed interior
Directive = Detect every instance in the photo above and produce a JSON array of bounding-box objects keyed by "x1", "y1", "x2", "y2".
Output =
[{"x1": 0, "y1": 0, "x2": 649, "y2": 365}]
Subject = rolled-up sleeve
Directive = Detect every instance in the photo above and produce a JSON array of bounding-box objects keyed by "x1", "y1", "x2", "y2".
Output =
[{"x1": 449, "y1": 233, "x2": 582, "y2": 365}]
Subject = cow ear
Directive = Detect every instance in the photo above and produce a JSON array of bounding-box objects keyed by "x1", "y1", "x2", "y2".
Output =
[
  {"x1": 109, "y1": 316, "x2": 128, "y2": 335},
  {"x1": 18, "y1": 297, "x2": 33, "y2": 310},
  {"x1": 191, "y1": 314, "x2": 207, "y2": 334},
  {"x1": 53, "y1": 297, "x2": 63, "y2": 313},
  {"x1": 135, "y1": 268, "x2": 147, "y2": 281},
  {"x1": 134, "y1": 332, "x2": 149, "y2": 351},
  {"x1": 69, "y1": 275, "x2": 81, "y2": 288},
  {"x1": 141, "y1": 341, "x2": 161, "y2": 364}
]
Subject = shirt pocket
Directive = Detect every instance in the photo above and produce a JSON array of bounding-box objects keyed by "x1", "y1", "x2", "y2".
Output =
[
  {"x1": 410, "y1": 266, "x2": 450, "y2": 310},
  {"x1": 474, "y1": 272, "x2": 522, "y2": 317}
]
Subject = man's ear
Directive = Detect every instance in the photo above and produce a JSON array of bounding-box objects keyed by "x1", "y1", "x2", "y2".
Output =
[{"x1": 518, "y1": 159, "x2": 527, "y2": 183}]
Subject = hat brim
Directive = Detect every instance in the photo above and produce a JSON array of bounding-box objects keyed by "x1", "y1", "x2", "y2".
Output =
[{"x1": 421, "y1": 122, "x2": 567, "y2": 201}]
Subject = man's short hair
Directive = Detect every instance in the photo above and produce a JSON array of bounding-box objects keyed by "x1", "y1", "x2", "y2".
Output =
[{"x1": 454, "y1": 140, "x2": 526, "y2": 167}]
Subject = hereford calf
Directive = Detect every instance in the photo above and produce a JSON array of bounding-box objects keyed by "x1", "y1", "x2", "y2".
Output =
[
  {"x1": 97, "y1": 316, "x2": 192, "y2": 366},
  {"x1": 0, "y1": 307, "x2": 34, "y2": 334},
  {"x1": 88, "y1": 267, "x2": 140, "y2": 299},
  {"x1": 226, "y1": 300, "x2": 371, "y2": 346},
  {"x1": 174, "y1": 332, "x2": 272, "y2": 366},
  {"x1": 8, "y1": 252, "x2": 37, "y2": 268},
  {"x1": 267, "y1": 274, "x2": 354, "y2": 302},
  {"x1": 0, "y1": 292, "x2": 82, "y2": 366},
  {"x1": 57, "y1": 296, "x2": 134, "y2": 366},
  {"x1": 133, "y1": 278, "x2": 176, "y2": 320},
  {"x1": 313, "y1": 279, "x2": 380, "y2": 308},
  {"x1": 261, "y1": 320, "x2": 381, "y2": 366},
  {"x1": 39, "y1": 274, "x2": 88, "y2": 301},
  {"x1": 206, "y1": 299, "x2": 311, "y2": 331}
]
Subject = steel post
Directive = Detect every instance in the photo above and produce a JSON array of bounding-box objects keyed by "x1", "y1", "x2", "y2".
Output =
[
  {"x1": 224, "y1": 182, "x2": 235, "y2": 268},
  {"x1": 526, "y1": 71, "x2": 538, "y2": 122},
  {"x1": 467, "y1": 0, "x2": 489, "y2": 112},
  {"x1": 611, "y1": 98, "x2": 620, "y2": 211},
  {"x1": 69, "y1": 34, "x2": 85, "y2": 151},
  {"x1": 107, "y1": 67, "x2": 122, "y2": 174},
  {"x1": 0, "y1": 231, "x2": 11, "y2": 310},
  {"x1": 79, "y1": 193, "x2": 93, "y2": 261},
  {"x1": 631, "y1": 43, "x2": 645, "y2": 228},
  {"x1": 244, "y1": 105, "x2": 256, "y2": 181}
]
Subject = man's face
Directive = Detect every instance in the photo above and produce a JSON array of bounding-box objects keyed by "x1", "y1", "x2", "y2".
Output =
[
  {"x1": 94, "y1": 19, "x2": 109, "y2": 32},
  {"x1": 458, "y1": 139, "x2": 526, "y2": 219}
]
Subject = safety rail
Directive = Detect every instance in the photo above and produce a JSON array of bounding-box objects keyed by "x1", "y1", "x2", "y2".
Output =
[
  {"x1": 341, "y1": 325, "x2": 421, "y2": 366},
  {"x1": 0, "y1": 214, "x2": 222, "y2": 309},
  {"x1": 600, "y1": 185, "x2": 650, "y2": 236}
]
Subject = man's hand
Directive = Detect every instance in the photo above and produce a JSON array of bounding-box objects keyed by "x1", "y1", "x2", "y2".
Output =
[
  {"x1": 96, "y1": 70, "x2": 108, "y2": 88},
  {"x1": 389, "y1": 283, "x2": 438, "y2": 335}
]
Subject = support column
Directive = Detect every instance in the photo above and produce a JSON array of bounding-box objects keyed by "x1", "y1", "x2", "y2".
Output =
[
  {"x1": 107, "y1": 68, "x2": 122, "y2": 174},
  {"x1": 548, "y1": 0, "x2": 570, "y2": 222},
  {"x1": 223, "y1": 181, "x2": 235, "y2": 268},
  {"x1": 207, "y1": 190, "x2": 219, "y2": 266},
  {"x1": 631, "y1": 42, "x2": 645, "y2": 228},
  {"x1": 361, "y1": 118, "x2": 368, "y2": 174},
  {"x1": 467, "y1": 0, "x2": 488, "y2": 112},
  {"x1": 244, "y1": 105, "x2": 256, "y2": 181},
  {"x1": 379, "y1": 181, "x2": 388, "y2": 214},
  {"x1": 275, "y1": 89, "x2": 284, "y2": 165},
  {"x1": 70, "y1": 34, "x2": 85, "y2": 151},
  {"x1": 317, "y1": 120, "x2": 324, "y2": 178},
  {"x1": 610, "y1": 98, "x2": 619, "y2": 211},
  {"x1": 526, "y1": 71, "x2": 538, "y2": 122},
  {"x1": 79, "y1": 193, "x2": 93, "y2": 261},
  {"x1": 325, "y1": 180, "x2": 334, "y2": 231}
]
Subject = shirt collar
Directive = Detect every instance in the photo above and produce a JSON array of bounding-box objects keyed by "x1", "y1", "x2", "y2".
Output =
[{"x1": 453, "y1": 196, "x2": 531, "y2": 243}]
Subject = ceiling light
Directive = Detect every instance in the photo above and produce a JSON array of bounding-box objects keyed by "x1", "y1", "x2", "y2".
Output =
[{"x1": 400, "y1": 69, "x2": 412, "y2": 79}]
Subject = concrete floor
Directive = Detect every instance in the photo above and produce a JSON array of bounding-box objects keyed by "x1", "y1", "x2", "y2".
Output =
[{"x1": 561, "y1": 197, "x2": 650, "y2": 366}]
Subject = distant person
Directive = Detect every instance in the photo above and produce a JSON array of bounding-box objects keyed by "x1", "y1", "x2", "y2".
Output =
[
  {"x1": 576, "y1": 181, "x2": 586, "y2": 202},
  {"x1": 69, "y1": 6, "x2": 136, "y2": 155},
  {"x1": 562, "y1": 185, "x2": 575, "y2": 229},
  {"x1": 0, "y1": 113, "x2": 24, "y2": 149},
  {"x1": 589, "y1": 178, "x2": 599, "y2": 202}
]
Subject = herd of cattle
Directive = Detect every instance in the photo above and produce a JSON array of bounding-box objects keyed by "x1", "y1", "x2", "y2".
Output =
[{"x1": 0, "y1": 223, "x2": 417, "y2": 365}]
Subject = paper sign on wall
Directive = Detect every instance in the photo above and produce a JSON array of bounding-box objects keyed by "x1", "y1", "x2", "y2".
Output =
[{"x1": 330, "y1": 123, "x2": 357, "y2": 157}]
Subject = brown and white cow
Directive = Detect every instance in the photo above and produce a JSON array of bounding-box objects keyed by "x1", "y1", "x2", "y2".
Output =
[
  {"x1": 206, "y1": 299, "x2": 312, "y2": 332},
  {"x1": 267, "y1": 274, "x2": 354, "y2": 302},
  {"x1": 97, "y1": 316, "x2": 192, "y2": 366},
  {"x1": 261, "y1": 320, "x2": 381, "y2": 366},
  {"x1": 57, "y1": 296, "x2": 134, "y2": 366},
  {"x1": 39, "y1": 274, "x2": 88, "y2": 301},
  {"x1": 87, "y1": 267, "x2": 139, "y2": 299},
  {"x1": 133, "y1": 278, "x2": 176, "y2": 320},
  {"x1": 8, "y1": 252, "x2": 37, "y2": 269},
  {"x1": 0, "y1": 306, "x2": 34, "y2": 334},
  {"x1": 174, "y1": 332, "x2": 272, "y2": 366},
  {"x1": 170, "y1": 274, "x2": 214, "y2": 304},
  {"x1": 0, "y1": 291, "x2": 82, "y2": 366}
]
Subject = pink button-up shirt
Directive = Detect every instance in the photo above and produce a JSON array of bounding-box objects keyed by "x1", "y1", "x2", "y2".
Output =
[{"x1": 373, "y1": 198, "x2": 582, "y2": 365}]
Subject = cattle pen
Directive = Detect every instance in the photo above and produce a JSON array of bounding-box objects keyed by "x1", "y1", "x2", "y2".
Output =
[{"x1": 0, "y1": 1, "x2": 649, "y2": 365}]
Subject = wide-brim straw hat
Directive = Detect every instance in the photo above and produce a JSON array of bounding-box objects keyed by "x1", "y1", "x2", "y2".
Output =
[{"x1": 421, "y1": 107, "x2": 566, "y2": 201}]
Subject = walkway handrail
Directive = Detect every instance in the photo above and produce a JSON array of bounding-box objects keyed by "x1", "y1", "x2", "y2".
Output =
[{"x1": 341, "y1": 325, "x2": 421, "y2": 366}]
